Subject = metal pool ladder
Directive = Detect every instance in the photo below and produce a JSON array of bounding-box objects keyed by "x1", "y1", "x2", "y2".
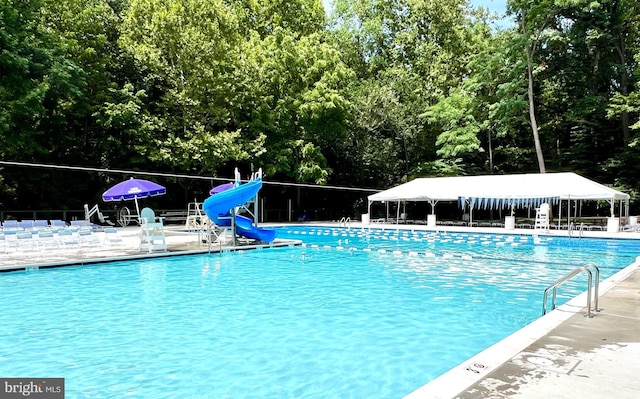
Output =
[
  {"x1": 542, "y1": 264, "x2": 600, "y2": 318},
  {"x1": 339, "y1": 217, "x2": 351, "y2": 229},
  {"x1": 568, "y1": 222, "x2": 585, "y2": 238}
]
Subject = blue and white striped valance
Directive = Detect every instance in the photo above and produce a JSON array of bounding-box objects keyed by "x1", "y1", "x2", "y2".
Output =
[{"x1": 459, "y1": 196, "x2": 560, "y2": 210}]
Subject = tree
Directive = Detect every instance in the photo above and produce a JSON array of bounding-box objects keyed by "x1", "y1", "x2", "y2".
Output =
[
  {"x1": 0, "y1": 0, "x2": 85, "y2": 161},
  {"x1": 240, "y1": 29, "x2": 352, "y2": 184},
  {"x1": 598, "y1": 0, "x2": 640, "y2": 144},
  {"x1": 507, "y1": 0, "x2": 562, "y2": 173},
  {"x1": 330, "y1": 0, "x2": 478, "y2": 183},
  {"x1": 424, "y1": 90, "x2": 481, "y2": 161},
  {"x1": 0, "y1": 0, "x2": 94, "y2": 208},
  {"x1": 242, "y1": 0, "x2": 326, "y2": 38},
  {"x1": 120, "y1": 0, "x2": 267, "y2": 175}
]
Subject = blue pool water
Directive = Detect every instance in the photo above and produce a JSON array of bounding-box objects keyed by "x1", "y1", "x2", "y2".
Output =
[{"x1": 1, "y1": 227, "x2": 639, "y2": 398}]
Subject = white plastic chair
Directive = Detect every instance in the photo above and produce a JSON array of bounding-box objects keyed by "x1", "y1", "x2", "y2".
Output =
[
  {"x1": 16, "y1": 231, "x2": 37, "y2": 252},
  {"x1": 0, "y1": 234, "x2": 9, "y2": 253},
  {"x1": 78, "y1": 227, "x2": 101, "y2": 247},
  {"x1": 104, "y1": 227, "x2": 125, "y2": 246},
  {"x1": 57, "y1": 229, "x2": 79, "y2": 248},
  {"x1": 37, "y1": 230, "x2": 59, "y2": 250}
]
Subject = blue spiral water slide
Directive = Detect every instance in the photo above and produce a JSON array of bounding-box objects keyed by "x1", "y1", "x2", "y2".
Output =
[{"x1": 202, "y1": 179, "x2": 276, "y2": 242}]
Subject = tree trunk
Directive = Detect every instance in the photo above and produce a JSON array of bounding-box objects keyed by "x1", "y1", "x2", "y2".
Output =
[
  {"x1": 525, "y1": 45, "x2": 546, "y2": 173},
  {"x1": 617, "y1": 40, "x2": 630, "y2": 145},
  {"x1": 488, "y1": 129, "x2": 493, "y2": 172}
]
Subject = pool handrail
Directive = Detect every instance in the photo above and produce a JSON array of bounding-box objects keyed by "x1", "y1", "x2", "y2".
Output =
[
  {"x1": 568, "y1": 222, "x2": 585, "y2": 238},
  {"x1": 339, "y1": 217, "x2": 351, "y2": 229},
  {"x1": 542, "y1": 263, "x2": 600, "y2": 318}
]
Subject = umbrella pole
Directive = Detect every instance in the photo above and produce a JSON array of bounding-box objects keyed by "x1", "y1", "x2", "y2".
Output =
[{"x1": 135, "y1": 197, "x2": 140, "y2": 223}]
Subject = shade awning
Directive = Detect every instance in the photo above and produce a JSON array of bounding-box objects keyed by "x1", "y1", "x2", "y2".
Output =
[{"x1": 368, "y1": 172, "x2": 629, "y2": 210}]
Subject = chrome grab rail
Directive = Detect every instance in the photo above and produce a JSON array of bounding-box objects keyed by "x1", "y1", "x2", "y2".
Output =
[
  {"x1": 339, "y1": 217, "x2": 351, "y2": 229},
  {"x1": 568, "y1": 222, "x2": 585, "y2": 238},
  {"x1": 543, "y1": 264, "x2": 599, "y2": 317},
  {"x1": 568, "y1": 222, "x2": 573, "y2": 237}
]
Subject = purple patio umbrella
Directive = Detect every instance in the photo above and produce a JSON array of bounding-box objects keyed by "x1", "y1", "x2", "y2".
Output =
[
  {"x1": 102, "y1": 178, "x2": 166, "y2": 220},
  {"x1": 209, "y1": 182, "x2": 235, "y2": 195}
]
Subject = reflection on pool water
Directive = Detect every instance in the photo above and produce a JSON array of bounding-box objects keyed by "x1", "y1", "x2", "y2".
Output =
[{"x1": 0, "y1": 226, "x2": 638, "y2": 398}]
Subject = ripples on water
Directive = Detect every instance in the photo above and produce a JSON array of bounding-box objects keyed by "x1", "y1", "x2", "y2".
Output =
[{"x1": 0, "y1": 227, "x2": 638, "y2": 398}]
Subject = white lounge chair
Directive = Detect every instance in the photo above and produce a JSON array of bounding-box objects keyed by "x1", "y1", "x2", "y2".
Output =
[
  {"x1": 50, "y1": 220, "x2": 68, "y2": 228},
  {"x1": 33, "y1": 220, "x2": 49, "y2": 229},
  {"x1": 0, "y1": 233, "x2": 9, "y2": 253},
  {"x1": 104, "y1": 227, "x2": 125, "y2": 246},
  {"x1": 37, "y1": 230, "x2": 59, "y2": 250},
  {"x1": 57, "y1": 229, "x2": 80, "y2": 248},
  {"x1": 78, "y1": 227, "x2": 101, "y2": 246},
  {"x1": 621, "y1": 223, "x2": 640, "y2": 232},
  {"x1": 18, "y1": 220, "x2": 34, "y2": 230},
  {"x1": 2, "y1": 220, "x2": 21, "y2": 231},
  {"x1": 16, "y1": 231, "x2": 37, "y2": 252}
]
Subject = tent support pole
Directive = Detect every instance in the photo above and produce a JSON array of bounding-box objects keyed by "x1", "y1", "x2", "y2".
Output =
[
  {"x1": 609, "y1": 200, "x2": 614, "y2": 217},
  {"x1": 558, "y1": 202, "x2": 562, "y2": 229},
  {"x1": 625, "y1": 199, "x2": 630, "y2": 223}
]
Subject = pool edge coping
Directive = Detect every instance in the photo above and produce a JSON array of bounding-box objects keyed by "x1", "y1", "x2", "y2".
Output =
[{"x1": 0, "y1": 239, "x2": 302, "y2": 273}]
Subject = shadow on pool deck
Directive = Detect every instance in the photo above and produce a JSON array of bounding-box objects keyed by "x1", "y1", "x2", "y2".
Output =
[{"x1": 1, "y1": 222, "x2": 639, "y2": 398}]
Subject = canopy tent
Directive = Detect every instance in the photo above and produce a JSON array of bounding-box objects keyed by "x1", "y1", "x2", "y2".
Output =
[{"x1": 367, "y1": 172, "x2": 630, "y2": 225}]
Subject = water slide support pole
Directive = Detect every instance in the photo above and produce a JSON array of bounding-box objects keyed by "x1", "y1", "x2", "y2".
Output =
[{"x1": 231, "y1": 207, "x2": 237, "y2": 246}]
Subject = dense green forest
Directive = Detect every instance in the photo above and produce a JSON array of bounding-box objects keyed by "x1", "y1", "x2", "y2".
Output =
[{"x1": 1, "y1": 0, "x2": 639, "y2": 218}]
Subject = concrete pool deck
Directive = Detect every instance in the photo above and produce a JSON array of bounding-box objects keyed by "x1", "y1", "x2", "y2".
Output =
[{"x1": 1, "y1": 223, "x2": 639, "y2": 398}]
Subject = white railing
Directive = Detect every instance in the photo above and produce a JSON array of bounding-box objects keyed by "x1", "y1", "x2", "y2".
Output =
[
  {"x1": 568, "y1": 222, "x2": 585, "y2": 238},
  {"x1": 84, "y1": 204, "x2": 114, "y2": 225},
  {"x1": 339, "y1": 217, "x2": 351, "y2": 229}
]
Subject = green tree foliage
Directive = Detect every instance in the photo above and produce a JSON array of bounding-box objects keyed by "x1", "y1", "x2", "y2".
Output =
[
  {"x1": 428, "y1": 24, "x2": 536, "y2": 174},
  {"x1": 2, "y1": 0, "x2": 640, "y2": 213},
  {"x1": 507, "y1": 0, "x2": 560, "y2": 173},
  {"x1": 606, "y1": 2, "x2": 640, "y2": 139},
  {"x1": 119, "y1": 0, "x2": 348, "y2": 183},
  {"x1": 0, "y1": 0, "x2": 90, "y2": 208},
  {"x1": 119, "y1": 0, "x2": 262, "y2": 175},
  {"x1": 242, "y1": 0, "x2": 326, "y2": 38},
  {"x1": 331, "y1": 0, "x2": 478, "y2": 184},
  {"x1": 38, "y1": 0, "x2": 154, "y2": 167},
  {"x1": 425, "y1": 90, "x2": 481, "y2": 160},
  {"x1": 0, "y1": 0, "x2": 84, "y2": 160},
  {"x1": 503, "y1": 1, "x2": 640, "y2": 176},
  {"x1": 241, "y1": 29, "x2": 352, "y2": 183}
]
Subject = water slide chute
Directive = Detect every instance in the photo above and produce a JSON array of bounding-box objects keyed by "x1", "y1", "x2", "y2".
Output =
[{"x1": 202, "y1": 179, "x2": 276, "y2": 243}]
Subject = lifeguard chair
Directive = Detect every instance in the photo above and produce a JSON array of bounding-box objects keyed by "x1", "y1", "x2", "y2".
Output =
[
  {"x1": 535, "y1": 203, "x2": 550, "y2": 231},
  {"x1": 139, "y1": 207, "x2": 167, "y2": 253}
]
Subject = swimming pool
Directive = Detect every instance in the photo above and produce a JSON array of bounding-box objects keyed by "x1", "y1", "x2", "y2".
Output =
[{"x1": 1, "y1": 226, "x2": 638, "y2": 398}]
